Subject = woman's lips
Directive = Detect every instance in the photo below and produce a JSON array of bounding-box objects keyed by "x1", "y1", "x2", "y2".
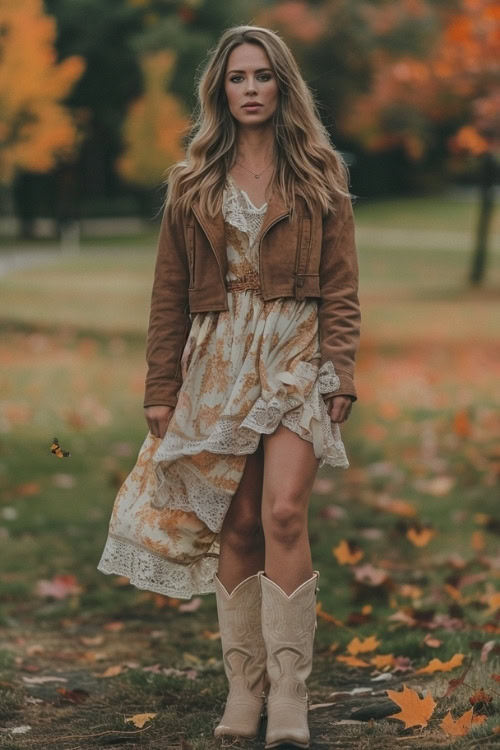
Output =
[{"x1": 243, "y1": 103, "x2": 262, "y2": 109}]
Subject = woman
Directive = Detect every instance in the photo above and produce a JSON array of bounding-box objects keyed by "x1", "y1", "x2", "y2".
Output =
[{"x1": 98, "y1": 24, "x2": 361, "y2": 749}]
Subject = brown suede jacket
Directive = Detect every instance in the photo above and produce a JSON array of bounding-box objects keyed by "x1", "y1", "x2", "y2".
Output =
[{"x1": 143, "y1": 185, "x2": 361, "y2": 409}]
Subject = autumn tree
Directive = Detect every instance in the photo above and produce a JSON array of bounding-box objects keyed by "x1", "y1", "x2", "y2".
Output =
[
  {"x1": 115, "y1": 49, "x2": 189, "y2": 189},
  {"x1": 335, "y1": 0, "x2": 499, "y2": 285},
  {"x1": 0, "y1": 0, "x2": 85, "y2": 192}
]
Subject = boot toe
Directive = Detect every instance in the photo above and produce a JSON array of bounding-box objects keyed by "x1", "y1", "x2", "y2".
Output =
[
  {"x1": 264, "y1": 697, "x2": 310, "y2": 748},
  {"x1": 214, "y1": 692, "x2": 265, "y2": 738}
]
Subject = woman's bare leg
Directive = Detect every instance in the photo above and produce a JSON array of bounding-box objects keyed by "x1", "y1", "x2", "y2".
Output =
[
  {"x1": 261, "y1": 424, "x2": 320, "y2": 595},
  {"x1": 218, "y1": 437, "x2": 266, "y2": 594}
]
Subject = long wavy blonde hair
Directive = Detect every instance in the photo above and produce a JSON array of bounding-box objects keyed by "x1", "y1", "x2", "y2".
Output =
[{"x1": 163, "y1": 24, "x2": 353, "y2": 224}]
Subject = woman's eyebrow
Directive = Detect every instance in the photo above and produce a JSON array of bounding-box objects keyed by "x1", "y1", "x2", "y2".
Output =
[{"x1": 226, "y1": 68, "x2": 273, "y2": 75}]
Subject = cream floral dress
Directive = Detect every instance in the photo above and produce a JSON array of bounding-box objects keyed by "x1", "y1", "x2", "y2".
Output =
[{"x1": 97, "y1": 175, "x2": 349, "y2": 599}]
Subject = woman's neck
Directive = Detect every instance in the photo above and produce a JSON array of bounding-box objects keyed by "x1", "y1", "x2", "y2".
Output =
[{"x1": 234, "y1": 130, "x2": 275, "y2": 173}]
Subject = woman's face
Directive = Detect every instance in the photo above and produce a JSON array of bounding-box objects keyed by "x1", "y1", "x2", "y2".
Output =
[{"x1": 224, "y1": 42, "x2": 279, "y2": 127}]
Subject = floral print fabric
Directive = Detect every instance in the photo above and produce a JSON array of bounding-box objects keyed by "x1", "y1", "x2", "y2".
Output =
[{"x1": 97, "y1": 175, "x2": 349, "y2": 599}]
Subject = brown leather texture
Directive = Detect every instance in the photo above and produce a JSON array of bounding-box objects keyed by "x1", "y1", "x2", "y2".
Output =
[{"x1": 144, "y1": 188, "x2": 361, "y2": 408}]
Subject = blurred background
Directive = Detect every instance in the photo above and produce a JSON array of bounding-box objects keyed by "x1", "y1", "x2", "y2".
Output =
[{"x1": 1, "y1": 2, "x2": 499, "y2": 747}]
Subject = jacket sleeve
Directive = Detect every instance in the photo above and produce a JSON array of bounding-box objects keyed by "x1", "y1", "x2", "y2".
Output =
[
  {"x1": 143, "y1": 204, "x2": 192, "y2": 409},
  {"x1": 318, "y1": 195, "x2": 361, "y2": 402}
]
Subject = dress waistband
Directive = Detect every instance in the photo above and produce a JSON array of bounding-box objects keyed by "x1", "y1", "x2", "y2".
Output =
[{"x1": 225, "y1": 269, "x2": 262, "y2": 293}]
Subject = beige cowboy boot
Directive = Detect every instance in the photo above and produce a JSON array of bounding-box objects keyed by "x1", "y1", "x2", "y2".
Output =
[
  {"x1": 213, "y1": 570, "x2": 270, "y2": 739},
  {"x1": 259, "y1": 570, "x2": 320, "y2": 749}
]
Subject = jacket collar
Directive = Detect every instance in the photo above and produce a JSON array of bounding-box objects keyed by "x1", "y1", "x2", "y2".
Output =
[{"x1": 191, "y1": 183, "x2": 290, "y2": 273}]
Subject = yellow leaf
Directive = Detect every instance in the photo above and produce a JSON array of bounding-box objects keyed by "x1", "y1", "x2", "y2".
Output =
[{"x1": 124, "y1": 712, "x2": 157, "y2": 728}]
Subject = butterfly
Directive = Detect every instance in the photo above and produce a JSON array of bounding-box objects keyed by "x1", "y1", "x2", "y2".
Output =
[{"x1": 51, "y1": 437, "x2": 71, "y2": 458}]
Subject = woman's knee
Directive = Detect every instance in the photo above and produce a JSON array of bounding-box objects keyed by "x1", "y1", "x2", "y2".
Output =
[
  {"x1": 221, "y1": 502, "x2": 263, "y2": 547},
  {"x1": 262, "y1": 492, "x2": 308, "y2": 545}
]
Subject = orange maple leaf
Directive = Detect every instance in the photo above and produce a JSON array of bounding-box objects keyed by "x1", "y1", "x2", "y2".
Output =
[
  {"x1": 336, "y1": 654, "x2": 371, "y2": 668},
  {"x1": 386, "y1": 683, "x2": 436, "y2": 728},
  {"x1": 346, "y1": 635, "x2": 381, "y2": 655},
  {"x1": 316, "y1": 601, "x2": 344, "y2": 627},
  {"x1": 407, "y1": 525, "x2": 436, "y2": 547},
  {"x1": 440, "y1": 707, "x2": 487, "y2": 736},
  {"x1": 333, "y1": 539, "x2": 364, "y2": 565},
  {"x1": 415, "y1": 652, "x2": 465, "y2": 674},
  {"x1": 370, "y1": 653, "x2": 395, "y2": 668}
]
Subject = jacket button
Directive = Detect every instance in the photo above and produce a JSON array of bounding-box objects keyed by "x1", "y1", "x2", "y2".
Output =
[{"x1": 297, "y1": 278, "x2": 304, "y2": 287}]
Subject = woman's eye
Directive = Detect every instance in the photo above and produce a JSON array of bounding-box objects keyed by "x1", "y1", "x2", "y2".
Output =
[{"x1": 230, "y1": 74, "x2": 271, "y2": 82}]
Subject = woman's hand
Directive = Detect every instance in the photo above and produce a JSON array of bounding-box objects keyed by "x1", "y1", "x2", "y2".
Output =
[
  {"x1": 144, "y1": 405, "x2": 174, "y2": 439},
  {"x1": 323, "y1": 394, "x2": 353, "y2": 425}
]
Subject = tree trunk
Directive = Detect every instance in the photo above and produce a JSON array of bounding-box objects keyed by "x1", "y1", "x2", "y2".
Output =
[{"x1": 469, "y1": 151, "x2": 496, "y2": 285}]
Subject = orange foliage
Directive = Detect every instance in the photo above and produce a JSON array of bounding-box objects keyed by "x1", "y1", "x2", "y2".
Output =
[
  {"x1": 115, "y1": 50, "x2": 190, "y2": 186},
  {"x1": 0, "y1": 0, "x2": 86, "y2": 183},
  {"x1": 338, "y1": 0, "x2": 499, "y2": 158},
  {"x1": 255, "y1": 1, "x2": 326, "y2": 44}
]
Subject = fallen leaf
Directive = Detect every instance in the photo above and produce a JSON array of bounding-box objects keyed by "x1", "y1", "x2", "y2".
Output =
[
  {"x1": 336, "y1": 655, "x2": 371, "y2": 667},
  {"x1": 386, "y1": 683, "x2": 436, "y2": 728},
  {"x1": 178, "y1": 597, "x2": 202, "y2": 612},
  {"x1": 56, "y1": 687, "x2": 90, "y2": 703},
  {"x1": 469, "y1": 689, "x2": 493, "y2": 706},
  {"x1": 415, "y1": 652, "x2": 465, "y2": 674},
  {"x1": 103, "y1": 621, "x2": 125, "y2": 631},
  {"x1": 373, "y1": 496, "x2": 417, "y2": 517},
  {"x1": 98, "y1": 664, "x2": 126, "y2": 678},
  {"x1": 423, "y1": 635, "x2": 442, "y2": 648},
  {"x1": 346, "y1": 635, "x2": 381, "y2": 656},
  {"x1": 333, "y1": 539, "x2": 364, "y2": 565},
  {"x1": 352, "y1": 563, "x2": 389, "y2": 586},
  {"x1": 316, "y1": 602, "x2": 344, "y2": 626},
  {"x1": 124, "y1": 712, "x2": 157, "y2": 728},
  {"x1": 407, "y1": 525, "x2": 437, "y2": 547},
  {"x1": 0, "y1": 725, "x2": 32, "y2": 734},
  {"x1": 34, "y1": 574, "x2": 83, "y2": 599},
  {"x1": 370, "y1": 654, "x2": 395, "y2": 669},
  {"x1": 79, "y1": 635, "x2": 104, "y2": 646},
  {"x1": 440, "y1": 707, "x2": 474, "y2": 736}
]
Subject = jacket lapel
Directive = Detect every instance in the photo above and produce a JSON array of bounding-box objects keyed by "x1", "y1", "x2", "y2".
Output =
[{"x1": 191, "y1": 183, "x2": 290, "y2": 274}]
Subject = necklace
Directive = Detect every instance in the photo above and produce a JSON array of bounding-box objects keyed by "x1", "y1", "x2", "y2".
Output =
[{"x1": 235, "y1": 160, "x2": 274, "y2": 179}]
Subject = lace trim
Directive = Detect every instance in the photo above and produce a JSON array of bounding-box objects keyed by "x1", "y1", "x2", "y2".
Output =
[
  {"x1": 151, "y1": 359, "x2": 348, "y2": 509},
  {"x1": 223, "y1": 175, "x2": 267, "y2": 251},
  {"x1": 317, "y1": 360, "x2": 341, "y2": 394},
  {"x1": 97, "y1": 534, "x2": 220, "y2": 599}
]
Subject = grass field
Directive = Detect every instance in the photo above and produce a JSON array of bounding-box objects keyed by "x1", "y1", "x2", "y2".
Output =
[{"x1": 0, "y1": 194, "x2": 499, "y2": 749}]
